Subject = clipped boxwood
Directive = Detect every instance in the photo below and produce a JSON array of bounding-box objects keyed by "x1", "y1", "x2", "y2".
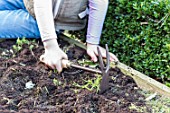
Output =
[{"x1": 101, "y1": 0, "x2": 170, "y2": 83}]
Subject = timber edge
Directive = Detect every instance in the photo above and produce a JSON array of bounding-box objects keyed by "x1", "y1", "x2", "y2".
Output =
[{"x1": 59, "y1": 33, "x2": 170, "y2": 98}]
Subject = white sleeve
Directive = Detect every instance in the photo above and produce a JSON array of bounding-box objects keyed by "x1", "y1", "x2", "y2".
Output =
[{"x1": 34, "y1": 0, "x2": 57, "y2": 41}]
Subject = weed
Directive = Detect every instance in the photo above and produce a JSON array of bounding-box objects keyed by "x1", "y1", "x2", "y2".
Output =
[
  {"x1": 73, "y1": 74, "x2": 102, "y2": 92},
  {"x1": 13, "y1": 37, "x2": 37, "y2": 53},
  {"x1": 53, "y1": 78, "x2": 62, "y2": 86},
  {"x1": 53, "y1": 69, "x2": 58, "y2": 73}
]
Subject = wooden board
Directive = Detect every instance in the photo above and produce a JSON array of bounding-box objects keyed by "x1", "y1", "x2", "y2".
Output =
[
  {"x1": 115, "y1": 62, "x2": 170, "y2": 97},
  {"x1": 59, "y1": 33, "x2": 170, "y2": 97}
]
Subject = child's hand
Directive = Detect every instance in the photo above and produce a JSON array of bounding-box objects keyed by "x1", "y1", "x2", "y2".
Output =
[
  {"x1": 40, "y1": 39, "x2": 68, "y2": 73},
  {"x1": 86, "y1": 43, "x2": 119, "y2": 62}
]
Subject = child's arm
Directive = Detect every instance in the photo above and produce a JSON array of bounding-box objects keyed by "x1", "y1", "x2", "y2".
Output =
[
  {"x1": 86, "y1": 0, "x2": 118, "y2": 62},
  {"x1": 86, "y1": 0, "x2": 109, "y2": 45},
  {"x1": 34, "y1": 0, "x2": 68, "y2": 73},
  {"x1": 34, "y1": 0, "x2": 57, "y2": 41}
]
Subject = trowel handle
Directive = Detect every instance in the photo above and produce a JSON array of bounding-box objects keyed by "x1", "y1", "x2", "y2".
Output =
[{"x1": 62, "y1": 59, "x2": 102, "y2": 74}]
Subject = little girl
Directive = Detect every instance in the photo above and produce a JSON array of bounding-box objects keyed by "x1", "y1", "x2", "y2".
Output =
[{"x1": 0, "y1": 0, "x2": 118, "y2": 73}]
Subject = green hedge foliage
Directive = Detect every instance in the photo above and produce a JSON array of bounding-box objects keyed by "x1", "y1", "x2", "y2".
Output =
[{"x1": 101, "y1": 0, "x2": 170, "y2": 83}]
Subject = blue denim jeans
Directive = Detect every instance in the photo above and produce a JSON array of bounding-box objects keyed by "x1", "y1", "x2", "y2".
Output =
[{"x1": 0, "y1": 0, "x2": 40, "y2": 38}]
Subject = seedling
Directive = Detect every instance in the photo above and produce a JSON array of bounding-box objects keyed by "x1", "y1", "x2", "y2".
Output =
[
  {"x1": 53, "y1": 78, "x2": 62, "y2": 86},
  {"x1": 53, "y1": 69, "x2": 58, "y2": 73},
  {"x1": 73, "y1": 74, "x2": 102, "y2": 93},
  {"x1": 13, "y1": 37, "x2": 37, "y2": 53},
  {"x1": 13, "y1": 38, "x2": 27, "y2": 52}
]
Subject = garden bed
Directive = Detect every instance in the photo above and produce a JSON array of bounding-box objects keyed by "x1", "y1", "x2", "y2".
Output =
[{"x1": 0, "y1": 38, "x2": 169, "y2": 112}]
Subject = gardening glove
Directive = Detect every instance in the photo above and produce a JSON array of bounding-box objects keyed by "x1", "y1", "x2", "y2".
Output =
[
  {"x1": 86, "y1": 43, "x2": 119, "y2": 62},
  {"x1": 40, "y1": 39, "x2": 68, "y2": 73}
]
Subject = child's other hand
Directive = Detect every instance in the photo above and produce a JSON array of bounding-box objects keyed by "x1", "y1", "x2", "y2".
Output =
[{"x1": 86, "y1": 43, "x2": 119, "y2": 62}]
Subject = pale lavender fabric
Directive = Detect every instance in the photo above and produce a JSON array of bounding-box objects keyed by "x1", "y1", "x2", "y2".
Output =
[{"x1": 86, "y1": 0, "x2": 109, "y2": 44}]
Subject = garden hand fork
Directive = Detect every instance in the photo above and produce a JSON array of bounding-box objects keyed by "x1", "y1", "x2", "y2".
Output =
[
  {"x1": 61, "y1": 44, "x2": 111, "y2": 94},
  {"x1": 97, "y1": 44, "x2": 110, "y2": 94}
]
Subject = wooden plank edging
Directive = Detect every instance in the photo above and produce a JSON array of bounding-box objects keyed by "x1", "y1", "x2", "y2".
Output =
[
  {"x1": 60, "y1": 34, "x2": 170, "y2": 97},
  {"x1": 115, "y1": 62, "x2": 170, "y2": 97}
]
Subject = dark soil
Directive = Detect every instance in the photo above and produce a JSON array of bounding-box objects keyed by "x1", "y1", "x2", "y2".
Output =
[{"x1": 0, "y1": 39, "x2": 150, "y2": 113}]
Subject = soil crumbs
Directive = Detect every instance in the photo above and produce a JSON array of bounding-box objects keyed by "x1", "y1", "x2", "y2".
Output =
[{"x1": 0, "y1": 39, "x2": 152, "y2": 113}]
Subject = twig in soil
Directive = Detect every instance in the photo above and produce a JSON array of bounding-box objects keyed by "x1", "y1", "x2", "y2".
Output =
[
  {"x1": 2, "y1": 97, "x2": 14, "y2": 105},
  {"x1": 111, "y1": 74, "x2": 119, "y2": 81},
  {"x1": 44, "y1": 86, "x2": 50, "y2": 95},
  {"x1": 74, "y1": 98, "x2": 79, "y2": 107},
  {"x1": 19, "y1": 62, "x2": 26, "y2": 66},
  {"x1": 145, "y1": 93, "x2": 157, "y2": 101},
  {"x1": 63, "y1": 69, "x2": 83, "y2": 75},
  {"x1": 30, "y1": 49, "x2": 38, "y2": 61}
]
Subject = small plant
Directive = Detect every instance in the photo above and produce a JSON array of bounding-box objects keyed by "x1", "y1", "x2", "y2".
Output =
[
  {"x1": 78, "y1": 59, "x2": 98, "y2": 68},
  {"x1": 53, "y1": 78, "x2": 62, "y2": 86},
  {"x1": 13, "y1": 38, "x2": 28, "y2": 52},
  {"x1": 53, "y1": 69, "x2": 58, "y2": 73},
  {"x1": 13, "y1": 37, "x2": 36, "y2": 53},
  {"x1": 73, "y1": 74, "x2": 102, "y2": 92}
]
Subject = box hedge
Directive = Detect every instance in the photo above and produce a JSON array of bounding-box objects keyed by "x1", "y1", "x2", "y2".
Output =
[{"x1": 101, "y1": 0, "x2": 170, "y2": 83}]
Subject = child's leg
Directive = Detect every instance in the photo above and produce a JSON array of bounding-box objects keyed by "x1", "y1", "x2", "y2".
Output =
[
  {"x1": 0, "y1": 9, "x2": 40, "y2": 38},
  {"x1": 0, "y1": 0, "x2": 25, "y2": 10},
  {"x1": 0, "y1": 0, "x2": 40, "y2": 39}
]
